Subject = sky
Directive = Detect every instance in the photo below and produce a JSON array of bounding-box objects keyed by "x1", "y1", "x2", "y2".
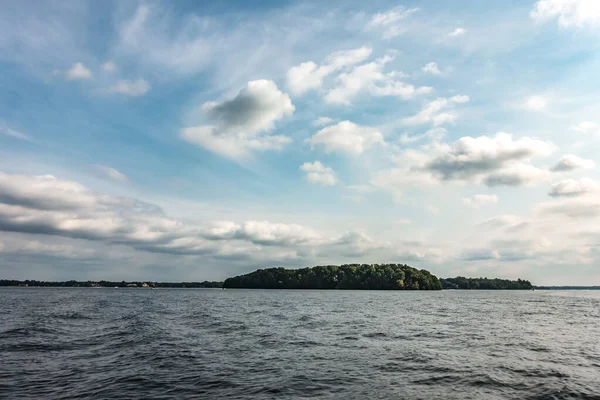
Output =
[{"x1": 2, "y1": 0, "x2": 600, "y2": 284}]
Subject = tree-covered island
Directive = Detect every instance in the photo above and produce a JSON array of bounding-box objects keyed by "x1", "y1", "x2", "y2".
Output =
[
  {"x1": 1, "y1": 265, "x2": 534, "y2": 290},
  {"x1": 223, "y1": 264, "x2": 443, "y2": 290}
]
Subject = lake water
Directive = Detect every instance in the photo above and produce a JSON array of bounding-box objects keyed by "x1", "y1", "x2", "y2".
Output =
[{"x1": 1, "y1": 288, "x2": 599, "y2": 399}]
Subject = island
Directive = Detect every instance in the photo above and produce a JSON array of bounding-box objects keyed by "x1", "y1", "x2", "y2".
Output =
[
  {"x1": 223, "y1": 264, "x2": 443, "y2": 290},
  {"x1": 1, "y1": 269, "x2": 535, "y2": 290}
]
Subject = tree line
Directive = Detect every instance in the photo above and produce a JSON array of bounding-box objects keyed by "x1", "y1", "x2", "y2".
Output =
[
  {"x1": 222, "y1": 264, "x2": 443, "y2": 290},
  {"x1": 440, "y1": 277, "x2": 533, "y2": 290},
  {"x1": 0, "y1": 280, "x2": 223, "y2": 288}
]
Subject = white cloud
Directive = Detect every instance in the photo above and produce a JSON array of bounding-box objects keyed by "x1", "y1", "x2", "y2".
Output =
[
  {"x1": 573, "y1": 121, "x2": 600, "y2": 135},
  {"x1": 400, "y1": 128, "x2": 447, "y2": 144},
  {"x1": 483, "y1": 164, "x2": 552, "y2": 186},
  {"x1": 0, "y1": 123, "x2": 32, "y2": 141},
  {"x1": 286, "y1": 47, "x2": 372, "y2": 95},
  {"x1": 374, "y1": 132, "x2": 557, "y2": 193},
  {"x1": 106, "y1": 78, "x2": 150, "y2": 96},
  {"x1": 181, "y1": 80, "x2": 294, "y2": 160},
  {"x1": 65, "y1": 62, "x2": 92, "y2": 80},
  {"x1": 0, "y1": 170, "x2": 387, "y2": 260},
  {"x1": 367, "y1": 7, "x2": 419, "y2": 39},
  {"x1": 325, "y1": 55, "x2": 432, "y2": 105},
  {"x1": 422, "y1": 62, "x2": 441, "y2": 75},
  {"x1": 522, "y1": 95, "x2": 548, "y2": 111},
  {"x1": 449, "y1": 27, "x2": 466, "y2": 37},
  {"x1": 89, "y1": 165, "x2": 129, "y2": 182},
  {"x1": 403, "y1": 96, "x2": 470, "y2": 126},
  {"x1": 549, "y1": 178, "x2": 600, "y2": 197},
  {"x1": 313, "y1": 117, "x2": 335, "y2": 127},
  {"x1": 463, "y1": 194, "x2": 498, "y2": 209},
  {"x1": 299, "y1": 161, "x2": 337, "y2": 186},
  {"x1": 551, "y1": 154, "x2": 596, "y2": 172},
  {"x1": 102, "y1": 61, "x2": 116, "y2": 72},
  {"x1": 309, "y1": 121, "x2": 384, "y2": 155},
  {"x1": 531, "y1": 0, "x2": 600, "y2": 28}
]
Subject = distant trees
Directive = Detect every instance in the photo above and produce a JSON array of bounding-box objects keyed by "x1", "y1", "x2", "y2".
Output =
[
  {"x1": 222, "y1": 264, "x2": 443, "y2": 290},
  {"x1": 0, "y1": 280, "x2": 223, "y2": 288},
  {"x1": 440, "y1": 277, "x2": 532, "y2": 290}
]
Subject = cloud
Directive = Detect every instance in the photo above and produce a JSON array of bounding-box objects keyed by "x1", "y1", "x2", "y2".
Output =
[
  {"x1": 0, "y1": 123, "x2": 32, "y2": 141},
  {"x1": 459, "y1": 249, "x2": 501, "y2": 261},
  {"x1": 89, "y1": 165, "x2": 129, "y2": 182},
  {"x1": 118, "y1": 5, "x2": 214, "y2": 74},
  {"x1": 538, "y1": 195, "x2": 600, "y2": 218},
  {"x1": 300, "y1": 161, "x2": 337, "y2": 186},
  {"x1": 549, "y1": 178, "x2": 600, "y2": 197},
  {"x1": 403, "y1": 96, "x2": 470, "y2": 126},
  {"x1": 422, "y1": 62, "x2": 441, "y2": 75},
  {"x1": 0, "y1": 172, "x2": 101, "y2": 211},
  {"x1": 573, "y1": 121, "x2": 600, "y2": 135},
  {"x1": 531, "y1": 0, "x2": 600, "y2": 28},
  {"x1": 423, "y1": 133, "x2": 555, "y2": 181},
  {"x1": 0, "y1": 170, "x2": 383, "y2": 261},
  {"x1": 324, "y1": 55, "x2": 432, "y2": 105},
  {"x1": 400, "y1": 128, "x2": 447, "y2": 144},
  {"x1": 308, "y1": 121, "x2": 384, "y2": 155},
  {"x1": 313, "y1": 117, "x2": 335, "y2": 127},
  {"x1": 287, "y1": 47, "x2": 372, "y2": 95},
  {"x1": 374, "y1": 133, "x2": 556, "y2": 194},
  {"x1": 367, "y1": 7, "x2": 419, "y2": 39},
  {"x1": 181, "y1": 80, "x2": 294, "y2": 160},
  {"x1": 522, "y1": 95, "x2": 548, "y2": 111},
  {"x1": 551, "y1": 154, "x2": 596, "y2": 172},
  {"x1": 65, "y1": 62, "x2": 92, "y2": 80},
  {"x1": 484, "y1": 164, "x2": 552, "y2": 186},
  {"x1": 105, "y1": 78, "x2": 150, "y2": 96},
  {"x1": 102, "y1": 61, "x2": 116, "y2": 72},
  {"x1": 463, "y1": 194, "x2": 498, "y2": 209},
  {"x1": 449, "y1": 27, "x2": 466, "y2": 37}
]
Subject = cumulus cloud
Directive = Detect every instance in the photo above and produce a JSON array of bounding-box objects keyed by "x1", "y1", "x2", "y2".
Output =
[
  {"x1": 286, "y1": 47, "x2": 372, "y2": 95},
  {"x1": 463, "y1": 194, "x2": 498, "y2": 209},
  {"x1": 573, "y1": 121, "x2": 600, "y2": 135},
  {"x1": 324, "y1": 55, "x2": 432, "y2": 105},
  {"x1": 423, "y1": 133, "x2": 555, "y2": 181},
  {"x1": 549, "y1": 178, "x2": 600, "y2": 197},
  {"x1": 551, "y1": 154, "x2": 596, "y2": 172},
  {"x1": 0, "y1": 170, "x2": 385, "y2": 262},
  {"x1": 373, "y1": 133, "x2": 556, "y2": 194},
  {"x1": 181, "y1": 80, "x2": 294, "y2": 160},
  {"x1": 531, "y1": 0, "x2": 600, "y2": 28},
  {"x1": 483, "y1": 164, "x2": 552, "y2": 186},
  {"x1": 449, "y1": 27, "x2": 466, "y2": 37},
  {"x1": 313, "y1": 117, "x2": 335, "y2": 127},
  {"x1": 367, "y1": 7, "x2": 419, "y2": 39},
  {"x1": 403, "y1": 95, "x2": 470, "y2": 126},
  {"x1": 422, "y1": 62, "x2": 441, "y2": 75},
  {"x1": 308, "y1": 121, "x2": 384, "y2": 155},
  {"x1": 102, "y1": 61, "x2": 116, "y2": 72},
  {"x1": 65, "y1": 62, "x2": 92, "y2": 80},
  {"x1": 299, "y1": 161, "x2": 337, "y2": 186},
  {"x1": 89, "y1": 165, "x2": 129, "y2": 182},
  {"x1": 522, "y1": 95, "x2": 548, "y2": 111},
  {"x1": 106, "y1": 78, "x2": 150, "y2": 96}
]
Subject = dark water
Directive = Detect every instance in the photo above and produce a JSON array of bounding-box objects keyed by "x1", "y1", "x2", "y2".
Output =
[{"x1": 1, "y1": 288, "x2": 599, "y2": 399}]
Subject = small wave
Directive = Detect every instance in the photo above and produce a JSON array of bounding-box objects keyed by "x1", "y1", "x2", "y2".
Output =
[{"x1": 362, "y1": 332, "x2": 388, "y2": 339}]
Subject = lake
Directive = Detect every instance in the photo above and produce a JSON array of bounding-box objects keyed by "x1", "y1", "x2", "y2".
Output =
[{"x1": 1, "y1": 288, "x2": 599, "y2": 399}]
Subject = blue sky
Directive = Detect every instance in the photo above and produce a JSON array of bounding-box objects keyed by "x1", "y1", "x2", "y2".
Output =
[{"x1": 2, "y1": 0, "x2": 600, "y2": 284}]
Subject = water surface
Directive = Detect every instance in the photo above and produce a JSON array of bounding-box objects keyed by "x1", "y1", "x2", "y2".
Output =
[{"x1": 1, "y1": 288, "x2": 599, "y2": 399}]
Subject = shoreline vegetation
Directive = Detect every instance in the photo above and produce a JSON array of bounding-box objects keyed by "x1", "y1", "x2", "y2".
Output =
[{"x1": 1, "y1": 264, "x2": 535, "y2": 290}]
